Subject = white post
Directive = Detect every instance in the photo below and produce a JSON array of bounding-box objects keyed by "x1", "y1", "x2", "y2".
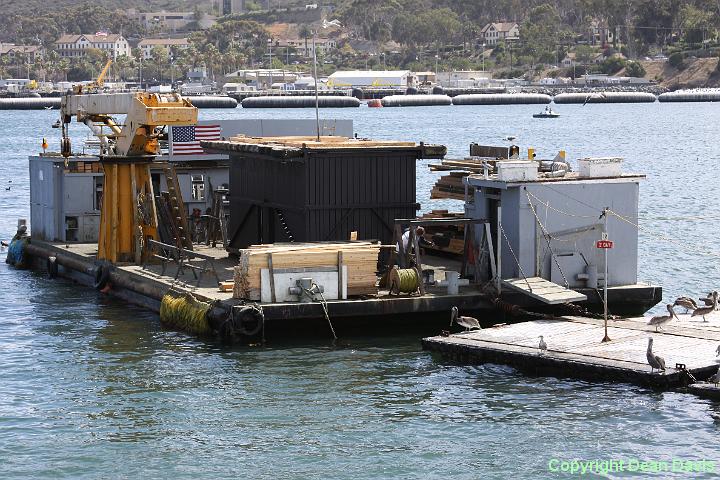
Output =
[{"x1": 602, "y1": 207, "x2": 611, "y2": 342}]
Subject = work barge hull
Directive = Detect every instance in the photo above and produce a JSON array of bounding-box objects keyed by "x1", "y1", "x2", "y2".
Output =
[{"x1": 22, "y1": 240, "x2": 660, "y2": 341}]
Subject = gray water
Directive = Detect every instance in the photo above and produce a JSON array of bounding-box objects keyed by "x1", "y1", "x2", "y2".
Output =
[{"x1": 1, "y1": 105, "x2": 720, "y2": 478}]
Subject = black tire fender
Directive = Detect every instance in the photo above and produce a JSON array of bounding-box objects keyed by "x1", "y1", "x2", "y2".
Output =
[{"x1": 93, "y1": 263, "x2": 111, "y2": 290}]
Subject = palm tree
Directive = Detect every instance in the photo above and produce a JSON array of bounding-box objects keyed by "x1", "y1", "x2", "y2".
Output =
[{"x1": 299, "y1": 25, "x2": 312, "y2": 57}]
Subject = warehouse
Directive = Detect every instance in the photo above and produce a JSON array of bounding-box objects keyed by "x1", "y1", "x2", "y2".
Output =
[{"x1": 327, "y1": 70, "x2": 413, "y2": 88}]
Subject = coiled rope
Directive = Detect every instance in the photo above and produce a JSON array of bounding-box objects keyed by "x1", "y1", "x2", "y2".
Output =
[{"x1": 390, "y1": 267, "x2": 420, "y2": 294}]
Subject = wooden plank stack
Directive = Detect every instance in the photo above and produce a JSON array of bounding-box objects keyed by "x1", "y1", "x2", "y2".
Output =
[
  {"x1": 227, "y1": 135, "x2": 417, "y2": 149},
  {"x1": 429, "y1": 158, "x2": 495, "y2": 201},
  {"x1": 233, "y1": 242, "x2": 382, "y2": 300},
  {"x1": 419, "y1": 210, "x2": 466, "y2": 256}
]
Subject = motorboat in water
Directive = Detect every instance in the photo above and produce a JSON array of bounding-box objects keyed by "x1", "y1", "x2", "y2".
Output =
[{"x1": 533, "y1": 106, "x2": 560, "y2": 118}]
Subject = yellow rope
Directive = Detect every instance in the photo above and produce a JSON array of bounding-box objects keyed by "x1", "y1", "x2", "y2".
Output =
[
  {"x1": 396, "y1": 268, "x2": 420, "y2": 293},
  {"x1": 159, "y1": 293, "x2": 212, "y2": 335}
]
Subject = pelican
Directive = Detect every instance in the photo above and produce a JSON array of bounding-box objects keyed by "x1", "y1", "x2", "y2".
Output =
[
  {"x1": 504, "y1": 135, "x2": 517, "y2": 142},
  {"x1": 646, "y1": 338, "x2": 666, "y2": 373},
  {"x1": 708, "y1": 367, "x2": 720, "y2": 386},
  {"x1": 450, "y1": 306, "x2": 481, "y2": 331},
  {"x1": 673, "y1": 297, "x2": 697, "y2": 313},
  {"x1": 538, "y1": 335, "x2": 547, "y2": 355},
  {"x1": 698, "y1": 291, "x2": 719, "y2": 309},
  {"x1": 647, "y1": 304, "x2": 678, "y2": 331},
  {"x1": 692, "y1": 296, "x2": 717, "y2": 322}
]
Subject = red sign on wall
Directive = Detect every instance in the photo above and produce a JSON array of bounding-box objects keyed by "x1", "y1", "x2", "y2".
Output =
[{"x1": 596, "y1": 240, "x2": 614, "y2": 249}]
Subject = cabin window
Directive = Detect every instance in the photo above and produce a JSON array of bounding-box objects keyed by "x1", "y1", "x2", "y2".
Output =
[{"x1": 191, "y1": 174, "x2": 205, "y2": 201}]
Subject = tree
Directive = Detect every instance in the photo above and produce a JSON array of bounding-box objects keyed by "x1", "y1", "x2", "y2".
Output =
[
  {"x1": 625, "y1": 60, "x2": 646, "y2": 77},
  {"x1": 299, "y1": 25, "x2": 312, "y2": 56}
]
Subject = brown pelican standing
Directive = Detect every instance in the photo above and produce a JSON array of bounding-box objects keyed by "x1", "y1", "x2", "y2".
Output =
[
  {"x1": 538, "y1": 335, "x2": 548, "y2": 355},
  {"x1": 673, "y1": 297, "x2": 697, "y2": 313},
  {"x1": 692, "y1": 295, "x2": 718, "y2": 322},
  {"x1": 646, "y1": 338, "x2": 666, "y2": 373},
  {"x1": 450, "y1": 306, "x2": 481, "y2": 331},
  {"x1": 698, "y1": 291, "x2": 719, "y2": 310},
  {"x1": 647, "y1": 304, "x2": 678, "y2": 331}
]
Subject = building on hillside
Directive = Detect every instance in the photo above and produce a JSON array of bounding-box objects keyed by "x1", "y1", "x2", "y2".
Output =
[
  {"x1": 275, "y1": 38, "x2": 337, "y2": 57},
  {"x1": 585, "y1": 19, "x2": 615, "y2": 46},
  {"x1": 327, "y1": 70, "x2": 412, "y2": 88},
  {"x1": 138, "y1": 38, "x2": 190, "y2": 60},
  {"x1": 54, "y1": 34, "x2": 130, "y2": 60},
  {"x1": 226, "y1": 69, "x2": 300, "y2": 89},
  {"x1": 129, "y1": 11, "x2": 216, "y2": 32},
  {"x1": 223, "y1": 0, "x2": 271, "y2": 15},
  {"x1": 0, "y1": 44, "x2": 44, "y2": 64},
  {"x1": 480, "y1": 22, "x2": 519, "y2": 46},
  {"x1": 436, "y1": 70, "x2": 491, "y2": 87}
]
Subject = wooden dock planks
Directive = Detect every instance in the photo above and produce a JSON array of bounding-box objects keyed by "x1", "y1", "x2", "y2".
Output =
[
  {"x1": 422, "y1": 314, "x2": 720, "y2": 388},
  {"x1": 502, "y1": 277, "x2": 587, "y2": 304}
]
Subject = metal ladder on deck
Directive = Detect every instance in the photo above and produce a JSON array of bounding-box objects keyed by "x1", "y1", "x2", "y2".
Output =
[{"x1": 162, "y1": 163, "x2": 193, "y2": 250}]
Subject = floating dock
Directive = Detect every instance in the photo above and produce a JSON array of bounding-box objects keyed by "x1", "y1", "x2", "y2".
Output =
[{"x1": 422, "y1": 314, "x2": 720, "y2": 389}]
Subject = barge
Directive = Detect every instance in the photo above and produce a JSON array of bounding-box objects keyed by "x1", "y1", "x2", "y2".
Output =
[{"x1": 11, "y1": 90, "x2": 661, "y2": 343}]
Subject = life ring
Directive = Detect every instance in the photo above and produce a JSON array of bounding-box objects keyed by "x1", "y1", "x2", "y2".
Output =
[
  {"x1": 47, "y1": 256, "x2": 59, "y2": 279},
  {"x1": 93, "y1": 263, "x2": 111, "y2": 290}
]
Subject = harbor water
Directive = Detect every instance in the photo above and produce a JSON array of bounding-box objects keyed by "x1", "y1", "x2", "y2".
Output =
[{"x1": 1, "y1": 104, "x2": 720, "y2": 478}]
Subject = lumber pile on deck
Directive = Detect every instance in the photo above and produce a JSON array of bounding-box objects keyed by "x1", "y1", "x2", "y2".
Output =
[
  {"x1": 227, "y1": 135, "x2": 417, "y2": 149},
  {"x1": 233, "y1": 242, "x2": 381, "y2": 300},
  {"x1": 429, "y1": 158, "x2": 493, "y2": 201},
  {"x1": 419, "y1": 210, "x2": 466, "y2": 256}
]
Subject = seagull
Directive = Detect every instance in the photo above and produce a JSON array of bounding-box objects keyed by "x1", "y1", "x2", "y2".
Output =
[
  {"x1": 647, "y1": 304, "x2": 678, "y2": 331},
  {"x1": 673, "y1": 297, "x2": 698, "y2": 313},
  {"x1": 716, "y1": 344, "x2": 720, "y2": 357},
  {"x1": 4, "y1": 186, "x2": 9, "y2": 191},
  {"x1": 646, "y1": 338, "x2": 666, "y2": 373},
  {"x1": 504, "y1": 135, "x2": 517, "y2": 142},
  {"x1": 450, "y1": 306, "x2": 481, "y2": 331},
  {"x1": 538, "y1": 335, "x2": 547, "y2": 355},
  {"x1": 708, "y1": 366, "x2": 720, "y2": 386},
  {"x1": 582, "y1": 91, "x2": 606, "y2": 106},
  {"x1": 692, "y1": 296, "x2": 717, "y2": 322}
]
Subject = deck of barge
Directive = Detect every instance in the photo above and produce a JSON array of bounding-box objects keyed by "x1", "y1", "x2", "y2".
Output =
[{"x1": 422, "y1": 314, "x2": 720, "y2": 388}]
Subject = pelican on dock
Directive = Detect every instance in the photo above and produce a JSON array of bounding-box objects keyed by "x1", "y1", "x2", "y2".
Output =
[
  {"x1": 673, "y1": 297, "x2": 697, "y2": 313},
  {"x1": 538, "y1": 335, "x2": 547, "y2": 355},
  {"x1": 646, "y1": 338, "x2": 666, "y2": 373},
  {"x1": 647, "y1": 304, "x2": 678, "y2": 331},
  {"x1": 450, "y1": 306, "x2": 481, "y2": 331},
  {"x1": 692, "y1": 297, "x2": 717, "y2": 322},
  {"x1": 698, "y1": 291, "x2": 719, "y2": 309}
]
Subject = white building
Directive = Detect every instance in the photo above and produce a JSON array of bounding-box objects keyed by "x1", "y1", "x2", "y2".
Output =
[
  {"x1": 0, "y1": 43, "x2": 44, "y2": 63},
  {"x1": 54, "y1": 34, "x2": 130, "y2": 60},
  {"x1": 275, "y1": 38, "x2": 336, "y2": 57},
  {"x1": 129, "y1": 11, "x2": 216, "y2": 32},
  {"x1": 138, "y1": 38, "x2": 190, "y2": 60},
  {"x1": 327, "y1": 70, "x2": 411, "y2": 88},
  {"x1": 480, "y1": 22, "x2": 520, "y2": 46}
]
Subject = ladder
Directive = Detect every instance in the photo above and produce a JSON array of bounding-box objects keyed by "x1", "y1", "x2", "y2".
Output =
[{"x1": 162, "y1": 163, "x2": 193, "y2": 250}]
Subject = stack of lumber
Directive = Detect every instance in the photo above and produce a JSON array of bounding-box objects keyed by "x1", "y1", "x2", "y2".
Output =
[
  {"x1": 430, "y1": 172, "x2": 467, "y2": 200},
  {"x1": 227, "y1": 135, "x2": 417, "y2": 149},
  {"x1": 419, "y1": 210, "x2": 466, "y2": 256},
  {"x1": 233, "y1": 242, "x2": 381, "y2": 300},
  {"x1": 429, "y1": 157, "x2": 498, "y2": 201}
]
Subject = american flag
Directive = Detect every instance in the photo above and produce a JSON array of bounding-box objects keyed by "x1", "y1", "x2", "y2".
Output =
[{"x1": 171, "y1": 125, "x2": 222, "y2": 155}]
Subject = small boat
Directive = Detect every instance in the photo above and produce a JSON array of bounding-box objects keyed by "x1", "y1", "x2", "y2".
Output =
[{"x1": 533, "y1": 106, "x2": 560, "y2": 118}]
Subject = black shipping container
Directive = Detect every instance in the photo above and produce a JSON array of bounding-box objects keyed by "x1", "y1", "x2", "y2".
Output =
[{"x1": 220, "y1": 144, "x2": 441, "y2": 249}]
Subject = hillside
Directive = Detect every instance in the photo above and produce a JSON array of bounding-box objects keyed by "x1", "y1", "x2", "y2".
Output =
[
  {"x1": 641, "y1": 58, "x2": 720, "y2": 88},
  {"x1": 3, "y1": 0, "x2": 197, "y2": 15}
]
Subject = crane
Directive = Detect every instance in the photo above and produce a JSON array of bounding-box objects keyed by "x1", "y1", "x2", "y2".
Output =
[{"x1": 59, "y1": 91, "x2": 198, "y2": 263}]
